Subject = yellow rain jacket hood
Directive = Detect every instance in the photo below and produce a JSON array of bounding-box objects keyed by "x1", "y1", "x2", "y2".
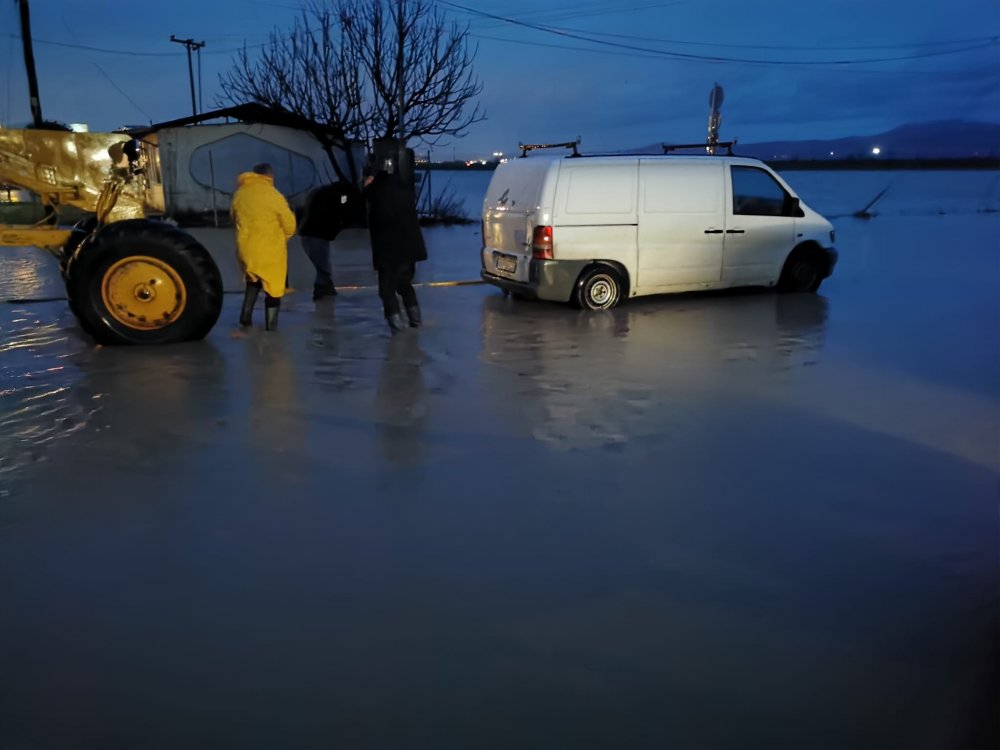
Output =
[{"x1": 231, "y1": 171, "x2": 296, "y2": 298}]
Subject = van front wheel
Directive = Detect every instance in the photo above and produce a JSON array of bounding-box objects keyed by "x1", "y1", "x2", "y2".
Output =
[
  {"x1": 778, "y1": 253, "x2": 822, "y2": 293},
  {"x1": 576, "y1": 266, "x2": 623, "y2": 310}
]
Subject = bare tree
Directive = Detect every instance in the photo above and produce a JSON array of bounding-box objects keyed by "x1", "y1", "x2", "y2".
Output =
[
  {"x1": 217, "y1": 5, "x2": 365, "y2": 183},
  {"x1": 340, "y1": 0, "x2": 484, "y2": 145},
  {"x1": 217, "y1": 0, "x2": 484, "y2": 182}
]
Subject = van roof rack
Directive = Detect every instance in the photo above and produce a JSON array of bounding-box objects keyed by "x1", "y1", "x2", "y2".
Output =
[
  {"x1": 519, "y1": 138, "x2": 582, "y2": 158},
  {"x1": 662, "y1": 140, "x2": 737, "y2": 155}
]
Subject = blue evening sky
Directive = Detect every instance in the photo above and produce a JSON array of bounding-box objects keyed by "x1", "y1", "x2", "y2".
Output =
[{"x1": 2, "y1": 0, "x2": 998, "y2": 158}]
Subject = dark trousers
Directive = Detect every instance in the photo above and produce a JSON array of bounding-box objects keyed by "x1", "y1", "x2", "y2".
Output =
[
  {"x1": 377, "y1": 263, "x2": 418, "y2": 318},
  {"x1": 249, "y1": 279, "x2": 280, "y2": 309},
  {"x1": 301, "y1": 236, "x2": 334, "y2": 288}
]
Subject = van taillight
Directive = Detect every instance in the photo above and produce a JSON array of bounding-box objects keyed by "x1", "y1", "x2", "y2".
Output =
[{"x1": 532, "y1": 225, "x2": 553, "y2": 259}]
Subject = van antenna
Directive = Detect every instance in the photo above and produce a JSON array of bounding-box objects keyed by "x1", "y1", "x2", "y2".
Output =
[
  {"x1": 707, "y1": 83, "x2": 724, "y2": 155},
  {"x1": 519, "y1": 138, "x2": 582, "y2": 158}
]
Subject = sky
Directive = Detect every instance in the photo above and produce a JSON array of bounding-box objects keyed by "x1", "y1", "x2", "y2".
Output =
[{"x1": 1, "y1": 0, "x2": 998, "y2": 159}]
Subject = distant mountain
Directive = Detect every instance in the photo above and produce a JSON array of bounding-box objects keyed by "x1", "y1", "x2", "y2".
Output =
[{"x1": 636, "y1": 120, "x2": 1000, "y2": 160}]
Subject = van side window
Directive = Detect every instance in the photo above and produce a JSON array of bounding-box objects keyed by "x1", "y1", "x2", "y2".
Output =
[{"x1": 731, "y1": 166, "x2": 794, "y2": 216}]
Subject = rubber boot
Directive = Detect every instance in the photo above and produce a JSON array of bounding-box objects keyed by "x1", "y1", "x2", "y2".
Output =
[
  {"x1": 313, "y1": 283, "x2": 337, "y2": 300},
  {"x1": 264, "y1": 300, "x2": 280, "y2": 331},
  {"x1": 239, "y1": 284, "x2": 260, "y2": 327},
  {"x1": 405, "y1": 304, "x2": 422, "y2": 328},
  {"x1": 386, "y1": 313, "x2": 405, "y2": 335}
]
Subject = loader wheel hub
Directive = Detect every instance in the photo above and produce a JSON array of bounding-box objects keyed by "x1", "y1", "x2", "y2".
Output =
[{"x1": 102, "y1": 255, "x2": 187, "y2": 331}]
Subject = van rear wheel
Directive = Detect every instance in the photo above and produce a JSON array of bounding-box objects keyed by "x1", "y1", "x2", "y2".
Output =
[{"x1": 575, "y1": 266, "x2": 623, "y2": 310}]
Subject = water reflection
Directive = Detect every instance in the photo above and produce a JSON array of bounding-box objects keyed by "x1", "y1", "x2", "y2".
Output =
[
  {"x1": 76, "y1": 342, "x2": 231, "y2": 472},
  {"x1": 479, "y1": 290, "x2": 829, "y2": 451},
  {"x1": 0, "y1": 306, "x2": 93, "y2": 492},
  {"x1": 0, "y1": 313, "x2": 229, "y2": 499},
  {"x1": 0, "y1": 248, "x2": 65, "y2": 303},
  {"x1": 306, "y1": 299, "x2": 384, "y2": 394},
  {"x1": 375, "y1": 334, "x2": 428, "y2": 466},
  {"x1": 244, "y1": 332, "x2": 303, "y2": 462}
]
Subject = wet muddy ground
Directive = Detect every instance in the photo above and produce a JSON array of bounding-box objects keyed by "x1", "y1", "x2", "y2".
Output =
[{"x1": 1, "y1": 212, "x2": 998, "y2": 749}]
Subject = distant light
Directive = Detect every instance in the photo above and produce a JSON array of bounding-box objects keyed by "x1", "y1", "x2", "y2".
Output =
[
  {"x1": 68, "y1": 123, "x2": 89, "y2": 133},
  {"x1": 829, "y1": 151, "x2": 835, "y2": 156},
  {"x1": 871, "y1": 146, "x2": 881, "y2": 156}
]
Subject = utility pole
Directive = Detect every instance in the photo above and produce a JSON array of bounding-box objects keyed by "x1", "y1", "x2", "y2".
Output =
[
  {"x1": 16, "y1": 0, "x2": 43, "y2": 127},
  {"x1": 170, "y1": 35, "x2": 205, "y2": 118}
]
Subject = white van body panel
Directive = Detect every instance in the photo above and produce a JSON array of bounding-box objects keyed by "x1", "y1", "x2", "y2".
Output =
[
  {"x1": 480, "y1": 153, "x2": 836, "y2": 307},
  {"x1": 637, "y1": 159, "x2": 725, "y2": 290},
  {"x1": 552, "y1": 159, "x2": 638, "y2": 274}
]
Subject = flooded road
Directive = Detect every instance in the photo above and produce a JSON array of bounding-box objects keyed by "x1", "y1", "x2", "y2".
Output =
[{"x1": 0, "y1": 212, "x2": 997, "y2": 749}]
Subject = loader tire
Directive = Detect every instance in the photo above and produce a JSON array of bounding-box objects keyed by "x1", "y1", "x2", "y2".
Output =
[
  {"x1": 59, "y1": 218, "x2": 97, "y2": 276},
  {"x1": 65, "y1": 220, "x2": 223, "y2": 345}
]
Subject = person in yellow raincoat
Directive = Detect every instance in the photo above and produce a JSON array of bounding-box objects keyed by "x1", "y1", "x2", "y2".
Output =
[{"x1": 231, "y1": 163, "x2": 297, "y2": 330}]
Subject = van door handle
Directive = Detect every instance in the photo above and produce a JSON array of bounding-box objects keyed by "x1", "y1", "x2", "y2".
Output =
[
  {"x1": 704, "y1": 229, "x2": 723, "y2": 234},
  {"x1": 726, "y1": 229, "x2": 746, "y2": 234}
]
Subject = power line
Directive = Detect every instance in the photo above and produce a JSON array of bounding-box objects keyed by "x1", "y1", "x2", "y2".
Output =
[
  {"x1": 538, "y1": 27, "x2": 1000, "y2": 53},
  {"x1": 447, "y1": 0, "x2": 996, "y2": 50},
  {"x1": 457, "y1": 1, "x2": 691, "y2": 27},
  {"x1": 471, "y1": 31, "x2": 1000, "y2": 75},
  {"x1": 54, "y1": 8, "x2": 153, "y2": 125},
  {"x1": 90, "y1": 61, "x2": 153, "y2": 123},
  {"x1": 1, "y1": 33, "x2": 179, "y2": 57},
  {"x1": 438, "y1": 0, "x2": 999, "y2": 66}
]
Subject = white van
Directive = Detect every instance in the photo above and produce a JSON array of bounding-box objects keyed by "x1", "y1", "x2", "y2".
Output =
[{"x1": 480, "y1": 153, "x2": 837, "y2": 309}]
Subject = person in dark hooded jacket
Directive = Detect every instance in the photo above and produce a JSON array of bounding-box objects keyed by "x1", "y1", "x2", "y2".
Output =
[
  {"x1": 363, "y1": 167, "x2": 428, "y2": 334},
  {"x1": 299, "y1": 181, "x2": 353, "y2": 300}
]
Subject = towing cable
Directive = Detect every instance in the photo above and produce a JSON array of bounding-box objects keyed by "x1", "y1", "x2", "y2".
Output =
[{"x1": 2, "y1": 279, "x2": 486, "y2": 304}]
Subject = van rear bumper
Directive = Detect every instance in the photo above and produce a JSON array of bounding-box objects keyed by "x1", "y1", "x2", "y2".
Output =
[{"x1": 481, "y1": 259, "x2": 587, "y2": 302}]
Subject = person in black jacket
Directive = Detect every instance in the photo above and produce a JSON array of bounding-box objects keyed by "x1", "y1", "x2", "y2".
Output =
[
  {"x1": 363, "y1": 166, "x2": 427, "y2": 334},
  {"x1": 299, "y1": 181, "x2": 352, "y2": 300}
]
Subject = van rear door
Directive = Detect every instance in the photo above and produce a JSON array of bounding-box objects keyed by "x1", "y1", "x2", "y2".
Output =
[
  {"x1": 636, "y1": 160, "x2": 725, "y2": 290},
  {"x1": 482, "y1": 159, "x2": 554, "y2": 284}
]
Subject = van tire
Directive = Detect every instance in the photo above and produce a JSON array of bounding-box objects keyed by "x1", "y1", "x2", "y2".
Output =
[
  {"x1": 778, "y1": 251, "x2": 823, "y2": 293},
  {"x1": 575, "y1": 266, "x2": 623, "y2": 310}
]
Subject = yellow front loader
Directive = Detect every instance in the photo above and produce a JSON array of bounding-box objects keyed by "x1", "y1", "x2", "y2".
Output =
[{"x1": 0, "y1": 126, "x2": 223, "y2": 345}]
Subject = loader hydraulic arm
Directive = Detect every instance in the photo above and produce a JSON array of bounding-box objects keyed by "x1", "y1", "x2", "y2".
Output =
[{"x1": 0, "y1": 127, "x2": 162, "y2": 252}]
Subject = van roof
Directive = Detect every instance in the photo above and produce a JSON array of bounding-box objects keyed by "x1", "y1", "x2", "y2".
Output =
[{"x1": 507, "y1": 153, "x2": 768, "y2": 168}]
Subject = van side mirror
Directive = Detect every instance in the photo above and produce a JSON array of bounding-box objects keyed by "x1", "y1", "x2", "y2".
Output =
[{"x1": 787, "y1": 196, "x2": 804, "y2": 217}]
